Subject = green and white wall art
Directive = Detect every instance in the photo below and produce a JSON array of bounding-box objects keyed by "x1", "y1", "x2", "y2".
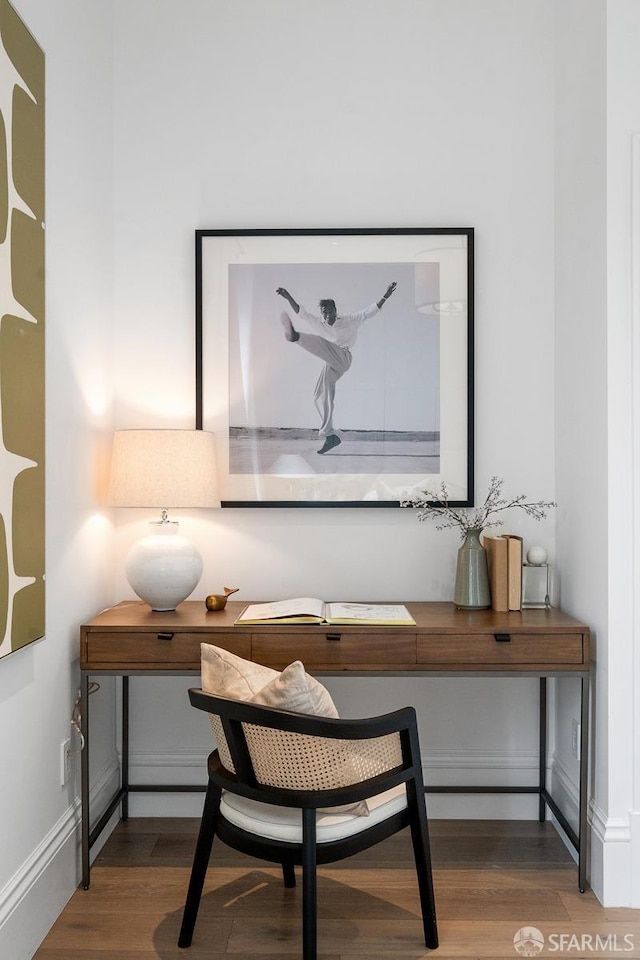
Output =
[{"x1": 0, "y1": 0, "x2": 44, "y2": 659}]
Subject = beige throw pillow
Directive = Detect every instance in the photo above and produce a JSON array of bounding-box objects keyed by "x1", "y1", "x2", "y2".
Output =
[
  {"x1": 200, "y1": 643, "x2": 368, "y2": 816},
  {"x1": 201, "y1": 643, "x2": 278, "y2": 699},
  {"x1": 251, "y1": 659, "x2": 339, "y2": 717}
]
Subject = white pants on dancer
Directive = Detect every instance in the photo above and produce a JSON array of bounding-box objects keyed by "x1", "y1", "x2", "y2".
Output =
[{"x1": 297, "y1": 332, "x2": 352, "y2": 437}]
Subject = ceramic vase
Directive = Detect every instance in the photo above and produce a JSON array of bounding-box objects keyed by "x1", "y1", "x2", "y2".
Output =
[{"x1": 453, "y1": 527, "x2": 491, "y2": 610}]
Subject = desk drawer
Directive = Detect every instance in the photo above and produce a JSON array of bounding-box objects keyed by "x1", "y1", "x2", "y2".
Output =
[
  {"x1": 252, "y1": 632, "x2": 417, "y2": 670},
  {"x1": 417, "y1": 633, "x2": 584, "y2": 666},
  {"x1": 83, "y1": 631, "x2": 250, "y2": 668}
]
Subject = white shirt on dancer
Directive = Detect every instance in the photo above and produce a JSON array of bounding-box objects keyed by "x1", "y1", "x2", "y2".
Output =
[{"x1": 297, "y1": 303, "x2": 380, "y2": 350}]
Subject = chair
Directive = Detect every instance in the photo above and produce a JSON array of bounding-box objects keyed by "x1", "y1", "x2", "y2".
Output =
[{"x1": 178, "y1": 689, "x2": 439, "y2": 958}]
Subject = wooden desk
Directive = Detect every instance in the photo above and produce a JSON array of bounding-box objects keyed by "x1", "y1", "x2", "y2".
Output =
[{"x1": 80, "y1": 600, "x2": 591, "y2": 891}]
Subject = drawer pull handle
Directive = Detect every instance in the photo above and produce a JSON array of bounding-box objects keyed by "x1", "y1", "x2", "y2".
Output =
[
  {"x1": 326, "y1": 633, "x2": 341, "y2": 642},
  {"x1": 494, "y1": 633, "x2": 511, "y2": 643},
  {"x1": 157, "y1": 632, "x2": 174, "y2": 641}
]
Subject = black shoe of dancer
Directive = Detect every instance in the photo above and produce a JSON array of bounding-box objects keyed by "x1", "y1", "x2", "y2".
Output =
[{"x1": 317, "y1": 434, "x2": 341, "y2": 454}]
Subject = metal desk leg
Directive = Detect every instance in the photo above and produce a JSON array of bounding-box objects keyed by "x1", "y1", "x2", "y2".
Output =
[
  {"x1": 579, "y1": 675, "x2": 589, "y2": 893},
  {"x1": 539, "y1": 678, "x2": 547, "y2": 822},
  {"x1": 122, "y1": 676, "x2": 129, "y2": 820},
  {"x1": 80, "y1": 672, "x2": 90, "y2": 890}
]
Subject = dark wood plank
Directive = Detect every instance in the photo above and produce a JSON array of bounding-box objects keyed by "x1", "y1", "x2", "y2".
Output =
[
  {"x1": 97, "y1": 818, "x2": 573, "y2": 868},
  {"x1": 39, "y1": 912, "x2": 232, "y2": 955}
]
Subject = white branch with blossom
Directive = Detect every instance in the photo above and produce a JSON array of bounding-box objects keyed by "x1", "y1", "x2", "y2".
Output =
[{"x1": 401, "y1": 476, "x2": 556, "y2": 538}]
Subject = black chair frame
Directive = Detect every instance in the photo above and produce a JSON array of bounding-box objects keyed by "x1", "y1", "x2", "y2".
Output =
[{"x1": 178, "y1": 689, "x2": 438, "y2": 958}]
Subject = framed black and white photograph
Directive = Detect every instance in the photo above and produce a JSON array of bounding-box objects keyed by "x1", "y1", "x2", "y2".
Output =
[{"x1": 196, "y1": 228, "x2": 473, "y2": 507}]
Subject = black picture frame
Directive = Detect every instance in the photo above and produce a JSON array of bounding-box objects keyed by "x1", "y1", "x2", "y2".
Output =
[{"x1": 196, "y1": 227, "x2": 474, "y2": 508}]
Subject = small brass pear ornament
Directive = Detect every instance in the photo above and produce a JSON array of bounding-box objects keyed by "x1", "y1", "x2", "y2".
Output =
[{"x1": 205, "y1": 587, "x2": 239, "y2": 611}]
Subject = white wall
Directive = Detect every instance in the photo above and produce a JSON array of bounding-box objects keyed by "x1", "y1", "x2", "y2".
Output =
[
  {"x1": 0, "y1": 2, "x2": 115, "y2": 957},
  {"x1": 601, "y1": 0, "x2": 640, "y2": 907},
  {"x1": 111, "y1": 0, "x2": 558, "y2": 823},
  {"x1": 555, "y1": 0, "x2": 640, "y2": 907},
  {"x1": 553, "y1": 0, "x2": 608, "y2": 887},
  {"x1": 6, "y1": 1, "x2": 639, "y2": 953}
]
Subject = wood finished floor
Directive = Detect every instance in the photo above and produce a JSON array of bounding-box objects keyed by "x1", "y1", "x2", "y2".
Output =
[{"x1": 35, "y1": 819, "x2": 640, "y2": 959}]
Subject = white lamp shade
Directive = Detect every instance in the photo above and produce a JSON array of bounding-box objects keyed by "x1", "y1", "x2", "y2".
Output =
[{"x1": 109, "y1": 429, "x2": 220, "y2": 508}]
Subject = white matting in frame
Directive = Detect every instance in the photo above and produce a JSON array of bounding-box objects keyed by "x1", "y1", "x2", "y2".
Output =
[{"x1": 196, "y1": 228, "x2": 473, "y2": 507}]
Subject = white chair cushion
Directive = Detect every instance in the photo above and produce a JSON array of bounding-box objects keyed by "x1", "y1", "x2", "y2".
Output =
[{"x1": 219, "y1": 783, "x2": 407, "y2": 844}]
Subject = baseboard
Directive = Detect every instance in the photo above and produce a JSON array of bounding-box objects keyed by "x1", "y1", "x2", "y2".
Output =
[
  {"x1": 98, "y1": 747, "x2": 583, "y2": 824},
  {"x1": 425, "y1": 748, "x2": 542, "y2": 819},
  {"x1": 85, "y1": 754, "x2": 123, "y2": 860},
  {"x1": 125, "y1": 748, "x2": 208, "y2": 817},
  {"x1": 0, "y1": 753, "x2": 121, "y2": 959},
  {"x1": 548, "y1": 751, "x2": 580, "y2": 821},
  {"x1": 126, "y1": 747, "x2": 544, "y2": 819},
  {"x1": 0, "y1": 800, "x2": 80, "y2": 960},
  {"x1": 548, "y1": 753, "x2": 640, "y2": 905},
  {"x1": 589, "y1": 798, "x2": 633, "y2": 905}
]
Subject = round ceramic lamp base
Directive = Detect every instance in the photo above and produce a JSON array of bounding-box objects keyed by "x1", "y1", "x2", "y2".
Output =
[{"x1": 125, "y1": 523, "x2": 203, "y2": 612}]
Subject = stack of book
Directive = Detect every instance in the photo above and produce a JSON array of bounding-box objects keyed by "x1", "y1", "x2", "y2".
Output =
[{"x1": 483, "y1": 534, "x2": 523, "y2": 611}]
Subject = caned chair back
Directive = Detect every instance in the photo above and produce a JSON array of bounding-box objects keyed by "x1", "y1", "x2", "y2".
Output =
[{"x1": 189, "y1": 689, "x2": 419, "y2": 809}]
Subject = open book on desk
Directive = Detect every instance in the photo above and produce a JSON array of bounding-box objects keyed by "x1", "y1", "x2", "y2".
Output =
[{"x1": 234, "y1": 598, "x2": 416, "y2": 626}]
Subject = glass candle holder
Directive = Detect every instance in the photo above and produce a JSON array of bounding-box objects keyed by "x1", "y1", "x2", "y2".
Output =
[{"x1": 522, "y1": 562, "x2": 551, "y2": 609}]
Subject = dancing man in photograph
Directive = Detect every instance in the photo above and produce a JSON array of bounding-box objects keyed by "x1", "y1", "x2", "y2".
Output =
[{"x1": 276, "y1": 281, "x2": 397, "y2": 454}]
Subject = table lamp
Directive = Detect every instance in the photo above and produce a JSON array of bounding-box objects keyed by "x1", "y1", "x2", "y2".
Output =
[{"x1": 109, "y1": 429, "x2": 220, "y2": 611}]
